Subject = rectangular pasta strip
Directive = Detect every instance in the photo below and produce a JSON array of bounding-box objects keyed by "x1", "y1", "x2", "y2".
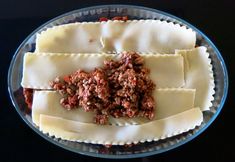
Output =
[
  {"x1": 32, "y1": 88, "x2": 195, "y2": 126},
  {"x1": 39, "y1": 108, "x2": 203, "y2": 145},
  {"x1": 32, "y1": 91, "x2": 95, "y2": 126},
  {"x1": 21, "y1": 53, "x2": 184, "y2": 89},
  {"x1": 36, "y1": 20, "x2": 196, "y2": 54},
  {"x1": 176, "y1": 46, "x2": 215, "y2": 111}
]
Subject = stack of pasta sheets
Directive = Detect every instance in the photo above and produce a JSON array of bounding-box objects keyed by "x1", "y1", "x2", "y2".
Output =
[{"x1": 21, "y1": 20, "x2": 215, "y2": 145}]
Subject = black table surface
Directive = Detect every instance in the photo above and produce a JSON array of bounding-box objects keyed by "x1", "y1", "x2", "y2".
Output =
[{"x1": 1, "y1": 0, "x2": 234, "y2": 161}]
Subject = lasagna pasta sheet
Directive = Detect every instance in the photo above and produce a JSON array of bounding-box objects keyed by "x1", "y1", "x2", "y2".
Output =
[
  {"x1": 36, "y1": 20, "x2": 196, "y2": 53},
  {"x1": 176, "y1": 47, "x2": 215, "y2": 111},
  {"x1": 21, "y1": 53, "x2": 184, "y2": 89},
  {"x1": 32, "y1": 89, "x2": 195, "y2": 126},
  {"x1": 39, "y1": 108, "x2": 203, "y2": 145}
]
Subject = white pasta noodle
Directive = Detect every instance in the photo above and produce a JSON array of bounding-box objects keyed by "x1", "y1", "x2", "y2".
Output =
[
  {"x1": 21, "y1": 53, "x2": 184, "y2": 89},
  {"x1": 39, "y1": 108, "x2": 203, "y2": 145},
  {"x1": 32, "y1": 91, "x2": 94, "y2": 127},
  {"x1": 32, "y1": 88, "x2": 195, "y2": 126},
  {"x1": 177, "y1": 47, "x2": 215, "y2": 111},
  {"x1": 36, "y1": 20, "x2": 196, "y2": 53}
]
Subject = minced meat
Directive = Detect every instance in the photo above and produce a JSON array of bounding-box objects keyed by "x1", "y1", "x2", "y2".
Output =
[
  {"x1": 99, "y1": 16, "x2": 128, "y2": 22},
  {"x1": 23, "y1": 88, "x2": 34, "y2": 109},
  {"x1": 50, "y1": 52, "x2": 156, "y2": 124}
]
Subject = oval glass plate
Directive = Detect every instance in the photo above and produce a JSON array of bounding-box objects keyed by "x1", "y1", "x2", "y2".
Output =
[{"x1": 8, "y1": 5, "x2": 228, "y2": 159}]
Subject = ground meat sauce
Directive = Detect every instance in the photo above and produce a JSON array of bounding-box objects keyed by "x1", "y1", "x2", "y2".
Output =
[
  {"x1": 23, "y1": 88, "x2": 34, "y2": 109},
  {"x1": 50, "y1": 52, "x2": 156, "y2": 124},
  {"x1": 99, "y1": 16, "x2": 128, "y2": 22}
]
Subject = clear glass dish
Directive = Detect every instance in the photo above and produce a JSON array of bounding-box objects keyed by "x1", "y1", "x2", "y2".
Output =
[{"x1": 8, "y1": 5, "x2": 228, "y2": 159}]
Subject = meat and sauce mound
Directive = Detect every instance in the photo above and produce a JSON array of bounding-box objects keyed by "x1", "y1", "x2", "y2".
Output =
[
  {"x1": 50, "y1": 52, "x2": 156, "y2": 124},
  {"x1": 23, "y1": 88, "x2": 34, "y2": 109}
]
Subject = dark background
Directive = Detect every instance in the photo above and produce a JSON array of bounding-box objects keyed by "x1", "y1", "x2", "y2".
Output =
[{"x1": 1, "y1": 0, "x2": 234, "y2": 161}]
